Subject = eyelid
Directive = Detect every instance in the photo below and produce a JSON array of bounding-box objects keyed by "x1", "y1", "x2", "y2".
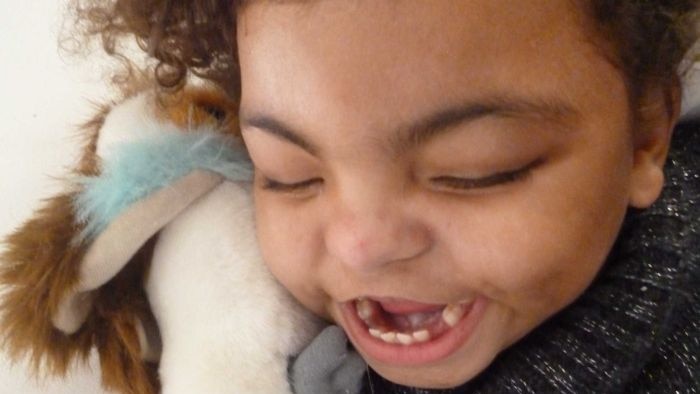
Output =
[
  {"x1": 431, "y1": 158, "x2": 543, "y2": 190},
  {"x1": 260, "y1": 159, "x2": 542, "y2": 194},
  {"x1": 260, "y1": 177, "x2": 323, "y2": 193}
]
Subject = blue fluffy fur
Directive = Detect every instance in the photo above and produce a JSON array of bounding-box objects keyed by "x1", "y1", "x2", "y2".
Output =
[{"x1": 74, "y1": 128, "x2": 253, "y2": 241}]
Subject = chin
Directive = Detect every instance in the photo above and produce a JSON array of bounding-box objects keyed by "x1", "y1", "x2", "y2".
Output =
[{"x1": 368, "y1": 352, "x2": 497, "y2": 390}]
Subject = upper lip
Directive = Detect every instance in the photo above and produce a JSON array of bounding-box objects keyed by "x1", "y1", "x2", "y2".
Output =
[
  {"x1": 345, "y1": 294, "x2": 477, "y2": 310},
  {"x1": 368, "y1": 297, "x2": 446, "y2": 314},
  {"x1": 366, "y1": 297, "x2": 445, "y2": 313},
  {"x1": 340, "y1": 295, "x2": 443, "y2": 304},
  {"x1": 331, "y1": 292, "x2": 477, "y2": 306}
]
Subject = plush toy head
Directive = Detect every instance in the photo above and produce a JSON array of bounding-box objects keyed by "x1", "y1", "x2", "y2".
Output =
[{"x1": 0, "y1": 85, "x2": 322, "y2": 394}]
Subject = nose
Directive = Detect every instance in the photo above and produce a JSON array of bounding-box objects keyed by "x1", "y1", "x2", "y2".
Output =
[{"x1": 324, "y1": 191, "x2": 432, "y2": 272}]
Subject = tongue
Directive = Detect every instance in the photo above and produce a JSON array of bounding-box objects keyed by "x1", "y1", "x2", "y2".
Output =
[
  {"x1": 388, "y1": 310, "x2": 444, "y2": 332},
  {"x1": 376, "y1": 299, "x2": 446, "y2": 332},
  {"x1": 358, "y1": 298, "x2": 450, "y2": 335}
]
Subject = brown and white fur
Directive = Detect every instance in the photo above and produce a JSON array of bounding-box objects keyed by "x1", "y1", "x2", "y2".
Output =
[{"x1": 0, "y1": 85, "x2": 322, "y2": 394}]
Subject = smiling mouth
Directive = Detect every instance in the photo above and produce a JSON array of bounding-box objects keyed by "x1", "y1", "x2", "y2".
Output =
[
  {"x1": 354, "y1": 297, "x2": 474, "y2": 345},
  {"x1": 338, "y1": 295, "x2": 486, "y2": 366}
]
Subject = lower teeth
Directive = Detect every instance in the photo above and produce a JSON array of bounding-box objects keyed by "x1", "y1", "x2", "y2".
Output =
[
  {"x1": 396, "y1": 333, "x2": 413, "y2": 345},
  {"x1": 356, "y1": 299, "x2": 469, "y2": 346},
  {"x1": 370, "y1": 328, "x2": 431, "y2": 345},
  {"x1": 412, "y1": 329, "x2": 430, "y2": 342}
]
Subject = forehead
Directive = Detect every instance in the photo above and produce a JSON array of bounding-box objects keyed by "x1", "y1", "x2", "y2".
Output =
[{"x1": 236, "y1": 1, "x2": 622, "y2": 140}]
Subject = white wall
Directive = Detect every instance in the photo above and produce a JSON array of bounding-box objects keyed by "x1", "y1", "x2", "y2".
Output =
[{"x1": 0, "y1": 0, "x2": 112, "y2": 392}]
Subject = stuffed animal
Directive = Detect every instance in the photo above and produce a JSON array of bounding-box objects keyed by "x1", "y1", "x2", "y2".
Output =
[{"x1": 0, "y1": 85, "x2": 346, "y2": 394}]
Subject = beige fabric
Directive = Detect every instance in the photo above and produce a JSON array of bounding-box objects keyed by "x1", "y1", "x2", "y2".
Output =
[{"x1": 52, "y1": 170, "x2": 224, "y2": 334}]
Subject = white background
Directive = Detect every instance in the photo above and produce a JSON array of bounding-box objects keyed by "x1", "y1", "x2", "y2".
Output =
[
  {"x1": 0, "y1": 0, "x2": 112, "y2": 392},
  {"x1": 1, "y1": 1, "x2": 699, "y2": 394}
]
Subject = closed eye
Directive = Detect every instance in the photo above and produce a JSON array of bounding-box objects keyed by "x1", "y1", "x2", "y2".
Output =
[
  {"x1": 260, "y1": 159, "x2": 542, "y2": 193},
  {"x1": 261, "y1": 177, "x2": 323, "y2": 192},
  {"x1": 431, "y1": 158, "x2": 543, "y2": 190}
]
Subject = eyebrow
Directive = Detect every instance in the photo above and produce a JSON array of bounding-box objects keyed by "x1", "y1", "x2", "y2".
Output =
[
  {"x1": 240, "y1": 114, "x2": 321, "y2": 155},
  {"x1": 402, "y1": 96, "x2": 578, "y2": 148},
  {"x1": 239, "y1": 95, "x2": 578, "y2": 156}
]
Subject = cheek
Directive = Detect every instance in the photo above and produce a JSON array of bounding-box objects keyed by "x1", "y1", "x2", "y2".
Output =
[
  {"x1": 447, "y1": 216, "x2": 601, "y2": 311},
  {"x1": 446, "y1": 153, "x2": 631, "y2": 316},
  {"x1": 253, "y1": 191, "x2": 329, "y2": 316}
]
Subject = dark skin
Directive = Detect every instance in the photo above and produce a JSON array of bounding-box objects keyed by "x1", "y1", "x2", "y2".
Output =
[{"x1": 236, "y1": 0, "x2": 679, "y2": 389}]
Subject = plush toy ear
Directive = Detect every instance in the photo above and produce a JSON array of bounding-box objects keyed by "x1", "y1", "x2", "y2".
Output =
[
  {"x1": 53, "y1": 169, "x2": 224, "y2": 337},
  {"x1": 0, "y1": 100, "x2": 163, "y2": 394}
]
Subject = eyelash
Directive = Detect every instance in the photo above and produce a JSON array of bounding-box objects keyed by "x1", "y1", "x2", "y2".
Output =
[
  {"x1": 430, "y1": 158, "x2": 542, "y2": 190},
  {"x1": 260, "y1": 159, "x2": 542, "y2": 193},
  {"x1": 261, "y1": 177, "x2": 322, "y2": 192}
]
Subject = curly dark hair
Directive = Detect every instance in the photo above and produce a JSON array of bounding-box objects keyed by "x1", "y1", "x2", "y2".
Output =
[
  {"x1": 68, "y1": 1, "x2": 699, "y2": 108},
  {"x1": 68, "y1": 0, "x2": 238, "y2": 94},
  {"x1": 584, "y1": 1, "x2": 700, "y2": 105}
]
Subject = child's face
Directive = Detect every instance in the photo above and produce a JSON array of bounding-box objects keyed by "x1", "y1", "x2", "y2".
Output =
[{"x1": 237, "y1": 0, "x2": 670, "y2": 389}]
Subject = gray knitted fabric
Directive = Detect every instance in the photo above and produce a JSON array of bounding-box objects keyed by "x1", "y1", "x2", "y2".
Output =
[{"x1": 364, "y1": 120, "x2": 700, "y2": 394}]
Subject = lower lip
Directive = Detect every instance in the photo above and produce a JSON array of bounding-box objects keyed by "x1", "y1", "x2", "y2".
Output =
[{"x1": 339, "y1": 297, "x2": 488, "y2": 366}]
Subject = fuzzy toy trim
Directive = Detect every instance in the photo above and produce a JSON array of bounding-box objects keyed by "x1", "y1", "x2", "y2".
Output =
[{"x1": 74, "y1": 130, "x2": 252, "y2": 242}]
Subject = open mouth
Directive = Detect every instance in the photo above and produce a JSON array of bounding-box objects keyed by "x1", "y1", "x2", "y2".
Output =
[
  {"x1": 339, "y1": 296, "x2": 487, "y2": 366},
  {"x1": 356, "y1": 297, "x2": 470, "y2": 345}
]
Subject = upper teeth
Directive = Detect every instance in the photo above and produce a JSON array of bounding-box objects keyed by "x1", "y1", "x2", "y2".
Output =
[
  {"x1": 442, "y1": 303, "x2": 466, "y2": 327},
  {"x1": 356, "y1": 298, "x2": 373, "y2": 320}
]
